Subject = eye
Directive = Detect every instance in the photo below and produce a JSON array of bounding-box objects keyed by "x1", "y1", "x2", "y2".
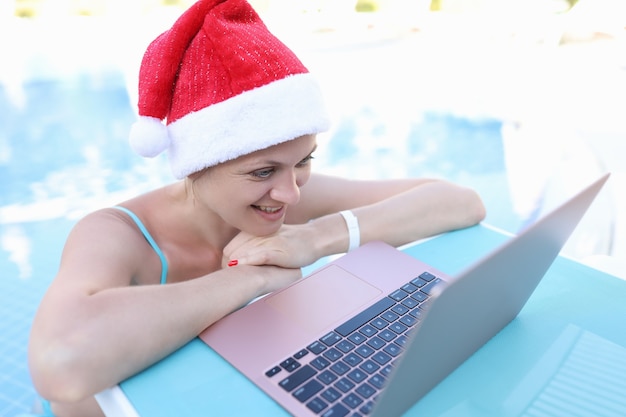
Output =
[
  {"x1": 251, "y1": 167, "x2": 274, "y2": 179},
  {"x1": 296, "y1": 154, "x2": 314, "y2": 167}
]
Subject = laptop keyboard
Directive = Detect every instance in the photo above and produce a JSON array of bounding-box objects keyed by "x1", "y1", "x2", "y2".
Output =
[{"x1": 265, "y1": 272, "x2": 445, "y2": 417}]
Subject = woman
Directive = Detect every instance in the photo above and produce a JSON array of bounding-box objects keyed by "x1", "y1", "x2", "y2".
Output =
[{"x1": 27, "y1": 1, "x2": 486, "y2": 416}]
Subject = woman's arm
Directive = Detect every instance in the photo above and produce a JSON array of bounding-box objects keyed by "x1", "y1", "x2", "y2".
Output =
[
  {"x1": 223, "y1": 174, "x2": 486, "y2": 267},
  {"x1": 28, "y1": 211, "x2": 300, "y2": 403}
]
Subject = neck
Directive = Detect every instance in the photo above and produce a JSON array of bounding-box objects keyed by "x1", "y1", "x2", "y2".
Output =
[{"x1": 155, "y1": 181, "x2": 240, "y2": 251}]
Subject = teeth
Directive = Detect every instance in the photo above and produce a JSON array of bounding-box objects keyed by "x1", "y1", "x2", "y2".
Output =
[{"x1": 255, "y1": 206, "x2": 281, "y2": 213}]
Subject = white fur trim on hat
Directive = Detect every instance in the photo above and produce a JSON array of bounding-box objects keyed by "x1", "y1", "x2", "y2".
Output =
[{"x1": 167, "y1": 73, "x2": 330, "y2": 179}]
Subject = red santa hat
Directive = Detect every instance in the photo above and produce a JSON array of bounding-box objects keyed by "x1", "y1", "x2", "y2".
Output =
[{"x1": 129, "y1": 0, "x2": 330, "y2": 179}]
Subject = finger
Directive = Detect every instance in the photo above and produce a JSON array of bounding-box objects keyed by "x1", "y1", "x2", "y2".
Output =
[
  {"x1": 233, "y1": 250, "x2": 292, "y2": 268},
  {"x1": 235, "y1": 251, "x2": 272, "y2": 267}
]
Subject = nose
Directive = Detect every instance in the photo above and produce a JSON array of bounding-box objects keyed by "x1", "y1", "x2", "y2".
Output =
[{"x1": 269, "y1": 170, "x2": 302, "y2": 206}]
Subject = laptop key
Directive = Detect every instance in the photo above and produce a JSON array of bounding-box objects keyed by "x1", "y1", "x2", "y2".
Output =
[
  {"x1": 293, "y1": 379, "x2": 324, "y2": 403},
  {"x1": 421, "y1": 278, "x2": 443, "y2": 295},
  {"x1": 389, "y1": 289, "x2": 409, "y2": 302},
  {"x1": 335, "y1": 297, "x2": 395, "y2": 337},
  {"x1": 381, "y1": 311, "x2": 399, "y2": 322},
  {"x1": 279, "y1": 365, "x2": 317, "y2": 392},
  {"x1": 330, "y1": 361, "x2": 350, "y2": 376},
  {"x1": 359, "y1": 360, "x2": 380, "y2": 374},
  {"x1": 410, "y1": 277, "x2": 428, "y2": 287},
  {"x1": 307, "y1": 397, "x2": 328, "y2": 414},
  {"x1": 410, "y1": 291, "x2": 428, "y2": 302},
  {"x1": 399, "y1": 315, "x2": 417, "y2": 327},
  {"x1": 265, "y1": 366, "x2": 282, "y2": 377},
  {"x1": 280, "y1": 357, "x2": 301, "y2": 372},
  {"x1": 418, "y1": 271, "x2": 436, "y2": 282},
  {"x1": 391, "y1": 304, "x2": 409, "y2": 315},
  {"x1": 355, "y1": 344, "x2": 375, "y2": 358},
  {"x1": 394, "y1": 335, "x2": 408, "y2": 347},
  {"x1": 356, "y1": 382, "x2": 376, "y2": 399},
  {"x1": 321, "y1": 332, "x2": 342, "y2": 346},
  {"x1": 294, "y1": 349, "x2": 309, "y2": 359},
  {"x1": 321, "y1": 387, "x2": 342, "y2": 403},
  {"x1": 335, "y1": 377, "x2": 355, "y2": 393},
  {"x1": 308, "y1": 341, "x2": 327, "y2": 355},
  {"x1": 359, "y1": 325, "x2": 377, "y2": 337},
  {"x1": 321, "y1": 403, "x2": 350, "y2": 417},
  {"x1": 380, "y1": 364, "x2": 393, "y2": 377},
  {"x1": 368, "y1": 374, "x2": 386, "y2": 389},
  {"x1": 323, "y1": 347, "x2": 343, "y2": 362},
  {"x1": 366, "y1": 336, "x2": 385, "y2": 350},
  {"x1": 360, "y1": 400, "x2": 375, "y2": 415},
  {"x1": 401, "y1": 297, "x2": 419, "y2": 309},
  {"x1": 342, "y1": 393, "x2": 364, "y2": 409},
  {"x1": 389, "y1": 322, "x2": 408, "y2": 334},
  {"x1": 343, "y1": 352, "x2": 363, "y2": 367},
  {"x1": 409, "y1": 307, "x2": 424, "y2": 320},
  {"x1": 383, "y1": 343, "x2": 402, "y2": 357},
  {"x1": 378, "y1": 329, "x2": 396, "y2": 342},
  {"x1": 318, "y1": 370, "x2": 338, "y2": 385},
  {"x1": 347, "y1": 369, "x2": 367, "y2": 384},
  {"x1": 372, "y1": 351, "x2": 392, "y2": 366},
  {"x1": 370, "y1": 317, "x2": 388, "y2": 330},
  {"x1": 310, "y1": 356, "x2": 331, "y2": 371},
  {"x1": 336, "y1": 340, "x2": 355, "y2": 353}
]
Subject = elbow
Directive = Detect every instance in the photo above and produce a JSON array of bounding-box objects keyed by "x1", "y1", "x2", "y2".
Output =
[
  {"x1": 469, "y1": 190, "x2": 487, "y2": 225},
  {"x1": 463, "y1": 188, "x2": 487, "y2": 227},
  {"x1": 29, "y1": 341, "x2": 97, "y2": 403},
  {"x1": 444, "y1": 186, "x2": 486, "y2": 231},
  {"x1": 431, "y1": 180, "x2": 486, "y2": 230}
]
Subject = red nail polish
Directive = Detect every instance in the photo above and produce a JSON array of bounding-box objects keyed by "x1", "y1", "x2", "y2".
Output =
[{"x1": 228, "y1": 259, "x2": 238, "y2": 267}]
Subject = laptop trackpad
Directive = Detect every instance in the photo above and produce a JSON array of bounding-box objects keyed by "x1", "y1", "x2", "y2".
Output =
[{"x1": 265, "y1": 265, "x2": 381, "y2": 334}]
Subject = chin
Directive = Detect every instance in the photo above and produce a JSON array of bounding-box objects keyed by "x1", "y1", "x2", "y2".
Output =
[{"x1": 249, "y1": 221, "x2": 283, "y2": 237}]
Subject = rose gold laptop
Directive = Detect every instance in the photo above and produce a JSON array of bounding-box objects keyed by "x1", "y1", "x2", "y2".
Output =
[{"x1": 200, "y1": 173, "x2": 609, "y2": 417}]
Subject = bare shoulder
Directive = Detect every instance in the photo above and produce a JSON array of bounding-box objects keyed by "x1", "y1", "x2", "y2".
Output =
[
  {"x1": 54, "y1": 208, "x2": 161, "y2": 290},
  {"x1": 66, "y1": 208, "x2": 147, "y2": 250}
]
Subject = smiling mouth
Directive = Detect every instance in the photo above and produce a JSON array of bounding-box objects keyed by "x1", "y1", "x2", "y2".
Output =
[{"x1": 252, "y1": 205, "x2": 282, "y2": 214}]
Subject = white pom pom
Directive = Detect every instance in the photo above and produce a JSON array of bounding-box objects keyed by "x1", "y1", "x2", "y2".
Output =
[{"x1": 129, "y1": 116, "x2": 170, "y2": 157}]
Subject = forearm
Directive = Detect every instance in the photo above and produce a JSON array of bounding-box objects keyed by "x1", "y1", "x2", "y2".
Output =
[
  {"x1": 356, "y1": 180, "x2": 485, "y2": 246},
  {"x1": 311, "y1": 180, "x2": 486, "y2": 255},
  {"x1": 30, "y1": 266, "x2": 266, "y2": 402}
]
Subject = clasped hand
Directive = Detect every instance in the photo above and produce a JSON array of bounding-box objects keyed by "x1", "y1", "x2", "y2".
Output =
[{"x1": 222, "y1": 223, "x2": 319, "y2": 269}]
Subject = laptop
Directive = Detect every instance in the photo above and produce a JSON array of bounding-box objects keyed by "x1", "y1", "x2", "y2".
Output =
[{"x1": 199, "y1": 173, "x2": 610, "y2": 417}]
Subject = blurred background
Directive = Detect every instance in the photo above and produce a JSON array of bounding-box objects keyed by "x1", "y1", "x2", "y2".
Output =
[{"x1": 1, "y1": 0, "x2": 625, "y2": 415}]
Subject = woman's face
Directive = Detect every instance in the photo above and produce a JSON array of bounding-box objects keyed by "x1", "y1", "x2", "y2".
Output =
[{"x1": 193, "y1": 135, "x2": 317, "y2": 236}]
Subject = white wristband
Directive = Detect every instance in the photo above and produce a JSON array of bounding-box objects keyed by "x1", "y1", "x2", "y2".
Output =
[{"x1": 339, "y1": 210, "x2": 360, "y2": 252}]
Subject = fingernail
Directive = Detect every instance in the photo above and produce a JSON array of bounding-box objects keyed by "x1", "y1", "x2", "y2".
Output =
[{"x1": 227, "y1": 259, "x2": 238, "y2": 267}]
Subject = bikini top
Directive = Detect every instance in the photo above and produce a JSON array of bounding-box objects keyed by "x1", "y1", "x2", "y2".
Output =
[{"x1": 113, "y1": 206, "x2": 168, "y2": 285}]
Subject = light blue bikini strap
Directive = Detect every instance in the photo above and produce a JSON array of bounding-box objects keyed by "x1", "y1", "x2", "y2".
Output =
[
  {"x1": 40, "y1": 398, "x2": 56, "y2": 417},
  {"x1": 113, "y1": 206, "x2": 168, "y2": 285}
]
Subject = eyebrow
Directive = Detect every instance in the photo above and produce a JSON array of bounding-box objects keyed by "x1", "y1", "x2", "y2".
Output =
[{"x1": 248, "y1": 143, "x2": 318, "y2": 168}]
